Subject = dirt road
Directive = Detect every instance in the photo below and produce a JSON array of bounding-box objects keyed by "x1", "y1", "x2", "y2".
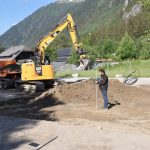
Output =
[{"x1": 0, "y1": 79, "x2": 150, "y2": 134}]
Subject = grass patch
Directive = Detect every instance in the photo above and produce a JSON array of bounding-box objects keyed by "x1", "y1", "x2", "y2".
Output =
[{"x1": 56, "y1": 60, "x2": 150, "y2": 78}]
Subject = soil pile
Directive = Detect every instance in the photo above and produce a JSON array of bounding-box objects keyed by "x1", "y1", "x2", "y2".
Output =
[
  {"x1": 50, "y1": 79, "x2": 150, "y2": 105},
  {"x1": 0, "y1": 79, "x2": 150, "y2": 121},
  {"x1": 54, "y1": 79, "x2": 98, "y2": 104}
]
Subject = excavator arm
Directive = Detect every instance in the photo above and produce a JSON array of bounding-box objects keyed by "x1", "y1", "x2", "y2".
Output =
[
  {"x1": 0, "y1": 14, "x2": 89, "y2": 90},
  {"x1": 36, "y1": 13, "x2": 82, "y2": 65}
]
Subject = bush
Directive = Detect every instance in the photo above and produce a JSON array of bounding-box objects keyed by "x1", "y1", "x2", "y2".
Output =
[
  {"x1": 139, "y1": 42, "x2": 150, "y2": 59},
  {"x1": 135, "y1": 37, "x2": 150, "y2": 59},
  {"x1": 68, "y1": 48, "x2": 80, "y2": 65},
  {"x1": 116, "y1": 32, "x2": 138, "y2": 60},
  {"x1": 100, "y1": 39, "x2": 118, "y2": 58}
]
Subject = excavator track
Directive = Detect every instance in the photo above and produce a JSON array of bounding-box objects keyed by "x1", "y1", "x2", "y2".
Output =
[
  {"x1": 0, "y1": 78, "x2": 14, "y2": 89},
  {"x1": 15, "y1": 80, "x2": 55, "y2": 94}
]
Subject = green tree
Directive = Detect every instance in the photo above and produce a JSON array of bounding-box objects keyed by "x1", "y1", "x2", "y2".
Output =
[
  {"x1": 137, "y1": 0, "x2": 150, "y2": 10},
  {"x1": 45, "y1": 46, "x2": 57, "y2": 61},
  {"x1": 140, "y1": 43, "x2": 150, "y2": 59},
  {"x1": 84, "y1": 45, "x2": 98, "y2": 63},
  {"x1": 116, "y1": 32, "x2": 138, "y2": 60},
  {"x1": 68, "y1": 48, "x2": 79, "y2": 65},
  {"x1": 137, "y1": 38, "x2": 150, "y2": 59},
  {"x1": 81, "y1": 33, "x2": 97, "y2": 46},
  {"x1": 100, "y1": 39, "x2": 117, "y2": 58},
  {"x1": 54, "y1": 33, "x2": 71, "y2": 49},
  {"x1": 127, "y1": 11, "x2": 150, "y2": 38},
  {"x1": 45, "y1": 33, "x2": 70, "y2": 61}
]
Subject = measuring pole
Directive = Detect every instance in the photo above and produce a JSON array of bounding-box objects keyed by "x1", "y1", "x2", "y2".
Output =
[{"x1": 95, "y1": 65, "x2": 98, "y2": 110}]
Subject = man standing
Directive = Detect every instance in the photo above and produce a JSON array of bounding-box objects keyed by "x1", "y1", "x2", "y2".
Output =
[{"x1": 96, "y1": 68, "x2": 109, "y2": 109}]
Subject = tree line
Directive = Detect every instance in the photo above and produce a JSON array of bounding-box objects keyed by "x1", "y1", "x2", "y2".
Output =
[{"x1": 68, "y1": 31, "x2": 150, "y2": 65}]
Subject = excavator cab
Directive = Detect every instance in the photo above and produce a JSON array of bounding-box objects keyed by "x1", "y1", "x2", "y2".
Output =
[{"x1": 44, "y1": 55, "x2": 51, "y2": 65}]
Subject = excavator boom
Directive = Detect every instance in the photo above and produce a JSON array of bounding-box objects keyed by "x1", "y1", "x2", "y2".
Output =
[{"x1": 36, "y1": 13, "x2": 81, "y2": 65}]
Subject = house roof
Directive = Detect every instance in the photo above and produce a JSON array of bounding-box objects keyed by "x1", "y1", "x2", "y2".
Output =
[
  {"x1": 57, "y1": 48, "x2": 72, "y2": 57},
  {"x1": 0, "y1": 45, "x2": 33, "y2": 60}
]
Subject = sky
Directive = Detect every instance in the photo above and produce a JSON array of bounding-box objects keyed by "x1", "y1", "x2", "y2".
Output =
[{"x1": 0, "y1": 0, "x2": 56, "y2": 36}]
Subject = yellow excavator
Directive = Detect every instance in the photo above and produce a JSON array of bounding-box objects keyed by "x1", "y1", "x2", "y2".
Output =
[{"x1": 18, "y1": 13, "x2": 89, "y2": 92}]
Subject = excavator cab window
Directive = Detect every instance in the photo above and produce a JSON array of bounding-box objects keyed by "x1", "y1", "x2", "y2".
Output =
[
  {"x1": 45, "y1": 55, "x2": 51, "y2": 65},
  {"x1": 34, "y1": 48, "x2": 41, "y2": 65}
]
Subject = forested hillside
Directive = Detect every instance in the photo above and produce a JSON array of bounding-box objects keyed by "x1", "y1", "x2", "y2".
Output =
[{"x1": 0, "y1": 0, "x2": 149, "y2": 61}]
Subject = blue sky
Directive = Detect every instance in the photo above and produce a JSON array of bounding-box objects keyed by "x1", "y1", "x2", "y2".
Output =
[{"x1": 0, "y1": 0, "x2": 56, "y2": 35}]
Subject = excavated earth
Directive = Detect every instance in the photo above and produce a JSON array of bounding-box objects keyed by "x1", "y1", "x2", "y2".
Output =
[{"x1": 0, "y1": 79, "x2": 150, "y2": 134}]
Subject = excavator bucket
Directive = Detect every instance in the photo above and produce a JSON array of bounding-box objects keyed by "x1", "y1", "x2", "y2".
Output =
[{"x1": 76, "y1": 59, "x2": 90, "y2": 71}]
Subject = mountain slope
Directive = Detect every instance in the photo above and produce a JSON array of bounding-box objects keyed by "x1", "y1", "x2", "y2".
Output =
[{"x1": 0, "y1": 0, "x2": 149, "y2": 48}]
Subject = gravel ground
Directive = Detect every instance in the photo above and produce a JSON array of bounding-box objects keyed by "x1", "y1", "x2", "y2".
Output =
[
  {"x1": 0, "y1": 78, "x2": 150, "y2": 150},
  {"x1": 0, "y1": 116, "x2": 150, "y2": 150}
]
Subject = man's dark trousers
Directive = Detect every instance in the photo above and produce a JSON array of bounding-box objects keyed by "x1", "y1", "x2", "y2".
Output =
[{"x1": 101, "y1": 89, "x2": 109, "y2": 109}]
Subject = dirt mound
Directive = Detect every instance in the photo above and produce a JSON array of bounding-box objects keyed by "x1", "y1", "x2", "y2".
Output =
[
  {"x1": 0, "y1": 79, "x2": 150, "y2": 121},
  {"x1": 54, "y1": 79, "x2": 97, "y2": 104},
  {"x1": 108, "y1": 80, "x2": 150, "y2": 106},
  {"x1": 16, "y1": 79, "x2": 150, "y2": 110},
  {"x1": 51, "y1": 79, "x2": 149, "y2": 105}
]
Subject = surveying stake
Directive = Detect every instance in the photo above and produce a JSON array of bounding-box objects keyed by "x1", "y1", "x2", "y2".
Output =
[{"x1": 95, "y1": 63, "x2": 99, "y2": 110}]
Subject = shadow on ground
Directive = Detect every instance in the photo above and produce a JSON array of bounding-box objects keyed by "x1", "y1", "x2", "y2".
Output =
[
  {"x1": 0, "y1": 90, "x2": 65, "y2": 121},
  {"x1": 0, "y1": 116, "x2": 37, "y2": 150},
  {"x1": 108, "y1": 101, "x2": 121, "y2": 109},
  {"x1": 0, "y1": 91, "x2": 65, "y2": 149}
]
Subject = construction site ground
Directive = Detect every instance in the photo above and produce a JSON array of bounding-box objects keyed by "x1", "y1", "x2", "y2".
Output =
[{"x1": 0, "y1": 78, "x2": 150, "y2": 149}]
